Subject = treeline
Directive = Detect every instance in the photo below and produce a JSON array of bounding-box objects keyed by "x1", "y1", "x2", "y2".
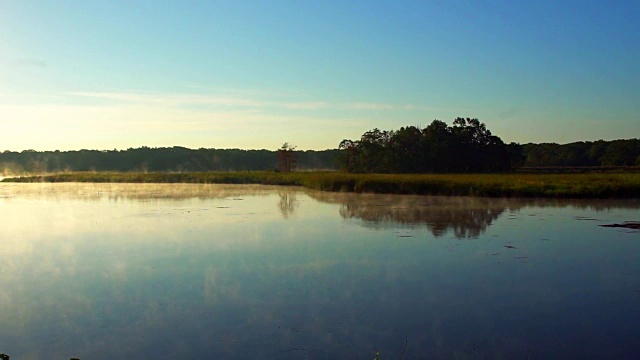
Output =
[
  {"x1": 338, "y1": 118, "x2": 515, "y2": 173},
  {"x1": 338, "y1": 118, "x2": 640, "y2": 173},
  {"x1": 0, "y1": 147, "x2": 341, "y2": 176},
  {"x1": 2, "y1": 119, "x2": 639, "y2": 176},
  {"x1": 519, "y1": 140, "x2": 640, "y2": 168}
]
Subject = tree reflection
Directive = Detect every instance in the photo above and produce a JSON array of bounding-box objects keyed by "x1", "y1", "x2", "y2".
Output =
[
  {"x1": 310, "y1": 193, "x2": 514, "y2": 238},
  {"x1": 308, "y1": 192, "x2": 640, "y2": 239},
  {"x1": 278, "y1": 191, "x2": 298, "y2": 218}
]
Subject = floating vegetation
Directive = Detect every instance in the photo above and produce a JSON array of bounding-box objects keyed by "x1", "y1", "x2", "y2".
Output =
[
  {"x1": 600, "y1": 222, "x2": 640, "y2": 230},
  {"x1": 0, "y1": 355, "x2": 78, "y2": 360}
]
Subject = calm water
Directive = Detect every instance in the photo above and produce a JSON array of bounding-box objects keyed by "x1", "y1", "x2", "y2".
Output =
[{"x1": 1, "y1": 183, "x2": 639, "y2": 359}]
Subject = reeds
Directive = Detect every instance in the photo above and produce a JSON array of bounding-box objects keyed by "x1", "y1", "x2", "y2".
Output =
[{"x1": 4, "y1": 171, "x2": 640, "y2": 198}]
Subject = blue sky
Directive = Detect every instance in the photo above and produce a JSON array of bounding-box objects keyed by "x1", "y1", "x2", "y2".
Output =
[{"x1": 1, "y1": 0, "x2": 638, "y2": 151}]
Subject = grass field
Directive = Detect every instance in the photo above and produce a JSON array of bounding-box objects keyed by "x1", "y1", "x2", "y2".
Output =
[{"x1": 3, "y1": 171, "x2": 640, "y2": 198}]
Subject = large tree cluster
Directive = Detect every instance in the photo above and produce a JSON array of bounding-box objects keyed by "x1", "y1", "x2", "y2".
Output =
[{"x1": 338, "y1": 118, "x2": 512, "y2": 173}]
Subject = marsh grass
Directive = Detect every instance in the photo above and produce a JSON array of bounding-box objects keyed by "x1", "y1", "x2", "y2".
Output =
[{"x1": 3, "y1": 171, "x2": 640, "y2": 198}]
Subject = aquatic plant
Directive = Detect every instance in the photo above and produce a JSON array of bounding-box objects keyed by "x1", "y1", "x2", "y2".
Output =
[{"x1": 0, "y1": 354, "x2": 78, "y2": 360}]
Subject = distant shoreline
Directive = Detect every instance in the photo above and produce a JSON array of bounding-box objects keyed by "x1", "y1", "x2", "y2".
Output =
[{"x1": 3, "y1": 171, "x2": 640, "y2": 199}]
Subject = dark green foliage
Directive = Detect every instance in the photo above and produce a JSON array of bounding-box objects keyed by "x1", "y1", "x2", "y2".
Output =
[
  {"x1": 334, "y1": 118, "x2": 639, "y2": 172},
  {"x1": 0, "y1": 147, "x2": 342, "y2": 175},
  {"x1": 520, "y1": 139, "x2": 640, "y2": 168},
  {"x1": 338, "y1": 118, "x2": 511, "y2": 173},
  {"x1": 2, "y1": 133, "x2": 638, "y2": 177}
]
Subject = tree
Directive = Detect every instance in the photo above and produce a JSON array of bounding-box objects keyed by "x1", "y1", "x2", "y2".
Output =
[
  {"x1": 277, "y1": 143, "x2": 297, "y2": 172},
  {"x1": 600, "y1": 139, "x2": 640, "y2": 166},
  {"x1": 387, "y1": 126, "x2": 421, "y2": 172}
]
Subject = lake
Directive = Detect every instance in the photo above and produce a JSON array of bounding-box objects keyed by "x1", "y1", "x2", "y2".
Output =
[{"x1": 1, "y1": 183, "x2": 639, "y2": 359}]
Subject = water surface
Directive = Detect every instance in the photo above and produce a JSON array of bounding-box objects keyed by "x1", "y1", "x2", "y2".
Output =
[{"x1": 1, "y1": 183, "x2": 639, "y2": 359}]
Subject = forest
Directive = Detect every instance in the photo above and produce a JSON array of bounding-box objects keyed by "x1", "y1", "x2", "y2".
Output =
[
  {"x1": 519, "y1": 139, "x2": 640, "y2": 168},
  {"x1": 0, "y1": 147, "x2": 341, "y2": 176},
  {"x1": 1, "y1": 118, "x2": 639, "y2": 176},
  {"x1": 338, "y1": 118, "x2": 514, "y2": 173},
  {"x1": 338, "y1": 118, "x2": 640, "y2": 173}
]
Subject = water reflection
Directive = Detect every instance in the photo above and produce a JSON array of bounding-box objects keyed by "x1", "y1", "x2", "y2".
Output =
[
  {"x1": 309, "y1": 193, "x2": 508, "y2": 238},
  {"x1": 278, "y1": 191, "x2": 298, "y2": 218},
  {"x1": 0, "y1": 182, "x2": 286, "y2": 202},
  {"x1": 3, "y1": 183, "x2": 638, "y2": 241},
  {"x1": 1, "y1": 184, "x2": 640, "y2": 359},
  {"x1": 308, "y1": 192, "x2": 640, "y2": 239}
]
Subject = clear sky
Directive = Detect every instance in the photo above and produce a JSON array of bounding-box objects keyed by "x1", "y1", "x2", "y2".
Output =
[{"x1": 1, "y1": 0, "x2": 638, "y2": 151}]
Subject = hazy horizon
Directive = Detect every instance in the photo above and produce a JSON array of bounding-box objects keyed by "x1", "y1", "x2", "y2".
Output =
[
  {"x1": 2, "y1": 1, "x2": 638, "y2": 151},
  {"x1": 3, "y1": 134, "x2": 640, "y2": 154}
]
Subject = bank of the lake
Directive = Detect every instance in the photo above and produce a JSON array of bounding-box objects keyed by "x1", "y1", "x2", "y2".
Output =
[{"x1": 3, "y1": 171, "x2": 640, "y2": 198}]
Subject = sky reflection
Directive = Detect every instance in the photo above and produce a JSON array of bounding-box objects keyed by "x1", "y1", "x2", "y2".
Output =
[{"x1": 0, "y1": 183, "x2": 639, "y2": 359}]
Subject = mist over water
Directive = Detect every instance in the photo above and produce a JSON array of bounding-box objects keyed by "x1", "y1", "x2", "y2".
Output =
[{"x1": 1, "y1": 184, "x2": 639, "y2": 359}]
